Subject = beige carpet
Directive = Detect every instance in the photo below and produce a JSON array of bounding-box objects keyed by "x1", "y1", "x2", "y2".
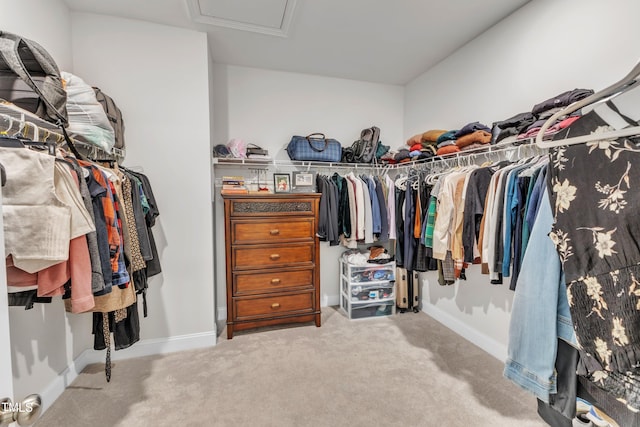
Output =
[{"x1": 36, "y1": 308, "x2": 547, "y2": 427}]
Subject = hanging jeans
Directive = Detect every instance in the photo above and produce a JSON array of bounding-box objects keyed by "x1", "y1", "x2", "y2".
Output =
[{"x1": 504, "y1": 189, "x2": 576, "y2": 402}]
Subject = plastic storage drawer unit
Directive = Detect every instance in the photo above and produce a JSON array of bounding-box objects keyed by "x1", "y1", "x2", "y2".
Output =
[{"x1": 339, "y1": 259, "x2": 395, "y2": 320}]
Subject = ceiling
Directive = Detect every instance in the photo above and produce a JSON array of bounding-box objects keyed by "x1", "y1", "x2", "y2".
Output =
[{"x1": 62, "y1": 0, "x2": 531, "y2": 85}]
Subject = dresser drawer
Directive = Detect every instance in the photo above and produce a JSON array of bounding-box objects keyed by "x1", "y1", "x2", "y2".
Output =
[
  {"x1": 234, "y1": 269, "x2": 314, "y2": 295},
  {"x1": 228, "y1": 197, "x2": 316, "y2": 217},
  {"x1": 231, "y1": 218, "x2": 313, "y2": 244},
  {"x1": 234, "y1": 292, "x2": 314, "y2": 319},
  {"x1": 233, "y1": 243, "x2": 314, "y2": 270}
]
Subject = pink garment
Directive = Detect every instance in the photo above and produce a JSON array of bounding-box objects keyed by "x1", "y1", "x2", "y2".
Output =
[
  {"x1": 63, "y1": 235, "x2": 94, "y2": 313},
  {"x1": 517, "y1": 116, "x2": 581, "y2": 140},
  {"x1": 7, "y1": 254, "x2": 65, "y2": 294},
  {"x1": 6, "y1": 234, "x2": 94, "y2": 313},
  {"x1": 549, "y1": 115, "x2": 581, "y2": 132}
]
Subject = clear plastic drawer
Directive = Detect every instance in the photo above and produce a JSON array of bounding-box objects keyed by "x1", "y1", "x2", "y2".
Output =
[
  {"x1": 341, "y1": 262, "x2": 395, "y2": 283},
  {"x1": 348, "y1": 300, "x2": 395, "y2": 320},
  {"x1": 341, "y1": 281, "x2": 395, "y2": 303}
]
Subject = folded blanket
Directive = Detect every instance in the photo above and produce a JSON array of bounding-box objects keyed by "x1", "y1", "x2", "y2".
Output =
[
  {"x1": 532, "y1": 88, "x2": 594, "y2": 116},
  {"x1": 409, "y1": 143, "x2": 423, "y2": 152},
  {"x1": 524, "y1": 118, "x2": 557, "y2": 132},
  {"x1": 406, "y1": 134, "x2": 422, "y2": 146},
  {"x1": 491, "y1": 112, "x2": 536, "y2": 144},
  {"x1": 455, "y1": 130, "x2": 491, "y2": 148},
  {"x1": 436, "y1": 130, "x2": 458, "y2": 145},
  {"x1": 422, "y1": 129, "x2": 448, "y2": 142},
  {"x1": 455, "y1": 122, "x2": 491, "y2": 138},
  {"x1": 493, "y1": 112, "x2": 536, "y2": 129},
  {"x1": 436, "y1": 145, "x2": 460, "y2": 156},
  {"x1": 394, "y1": 149, "x2": 411, "y2": 161},
  {"x1": 437, "y1": 139, "x2": 456, "y2": 149}
]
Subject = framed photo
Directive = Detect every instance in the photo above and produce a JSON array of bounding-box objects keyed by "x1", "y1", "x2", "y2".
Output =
[
  {"x1": 273, "y1": 173, "x2": 291, "y2": 193},
  {"x1": 292, "y1": 171, "x2": 316, "y2": 193}
]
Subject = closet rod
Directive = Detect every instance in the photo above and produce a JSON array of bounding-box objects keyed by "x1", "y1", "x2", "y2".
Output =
[
  {"x1": 213, "y1": 157, "x2": 395, "y2": 171},
  {"x1": 72, "y1": 140, "x2": 126, "y2": 162},
  {"x1": 412, "y1": 138, "x2": 547, "y2": 171},
  {"x1": 213, "y1": 136, "x2": 551, "y2": 176},
  {"x1": 0, "y1": 112, "x2": 65, "y2": 144},
  {"x1": 0, "y1": 100, "x2": 125, "y2": 160}
]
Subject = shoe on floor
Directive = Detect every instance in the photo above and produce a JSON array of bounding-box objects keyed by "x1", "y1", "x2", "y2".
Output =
[
  {"x1": 575, "y1": 397, "x2": 611, "y2": 427},
  {"x1": 576, "y1": 397, "x2": 592, "y2": 415},
  {"x1": 585, "y1": 406, "x2": 611, "y2": 427},
  {"x1": 573, "y1": 414, "x2": 593, "y2": 426}
]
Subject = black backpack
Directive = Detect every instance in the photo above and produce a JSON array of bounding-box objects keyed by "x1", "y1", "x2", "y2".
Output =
[
  {"x1": 93, "y1": 87, "x2": 125, "y2": 150},
  {"x1": 0, "y1": 31, "x2": 67, "y2": 125}
]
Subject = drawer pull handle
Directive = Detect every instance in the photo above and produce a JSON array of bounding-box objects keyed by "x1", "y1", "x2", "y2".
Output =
[
  {"x1": 271, "y1": 303, "x2": 281, "y2": 309},
  {"x1": 270, "y1": 229, "x2": 280, "y2": 235},
  {"x1": 271, "y1": 279, "x2": 281, "y2": 285},
  {"x1": 270, "y1": 254, "x2": 281, "y2": 260}
]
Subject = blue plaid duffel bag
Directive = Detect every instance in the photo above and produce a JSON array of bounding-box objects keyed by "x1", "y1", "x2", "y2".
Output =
[{"x1": 286, "y1": 133, "x2": 342, "y2": 162}]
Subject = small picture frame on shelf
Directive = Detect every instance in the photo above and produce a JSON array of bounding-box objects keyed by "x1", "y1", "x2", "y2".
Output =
[
  {"x1": 273, "y1": 173, "x2": 291, "y2": 193},
  {"x1": 292, "y1": 171, "x2": 316, "y2": 193}
]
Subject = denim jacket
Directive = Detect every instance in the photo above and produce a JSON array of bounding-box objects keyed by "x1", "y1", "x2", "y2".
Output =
[{"x1": 503, "y1": 189, "x2": 576, "y2": 402}]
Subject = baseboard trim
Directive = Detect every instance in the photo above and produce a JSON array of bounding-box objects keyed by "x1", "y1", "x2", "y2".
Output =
[
  {"x1": 40, "y1": 330, "x2": 217, "y2": 413},
  {"x1": 421, "y1": 301, "x2": 507, "y2": 362},
  {"x1": 40, "y1": 349, "x2": 94, "y2": 413}
]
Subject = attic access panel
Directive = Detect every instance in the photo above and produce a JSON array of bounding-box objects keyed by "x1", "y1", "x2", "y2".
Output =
[{"x1": 186, "y1": 0, "x2": 297, "y2": 37}]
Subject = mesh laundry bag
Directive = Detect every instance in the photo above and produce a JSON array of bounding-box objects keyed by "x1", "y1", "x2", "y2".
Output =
[{"x1": 61, "y1": 71, "x2": 115, "y2": 152}]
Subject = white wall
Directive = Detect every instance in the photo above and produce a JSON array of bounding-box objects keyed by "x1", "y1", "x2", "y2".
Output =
[
  {"x1": 0, "y1": 0, "x2": 96, "y2": 403},
  {"x1": 0, "y1": 0, "x2": 72, "y2": 71},
  {"x1": 404, "y1": 0, "x2": 640, "y2": 360},
  {"x1": 71, "y1": 14, "x2": 216, "y2": 341},
  {"x1": 212, "y1": 64, "x2": 404, "y2": 319},
  {"x1": 214, "y1": 65, "x2": 405, "y2": 157}
]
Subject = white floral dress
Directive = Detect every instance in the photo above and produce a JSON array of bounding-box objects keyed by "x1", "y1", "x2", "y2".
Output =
[{"x1": 548, "y1": 107, "x2": 640, "y2": 409}]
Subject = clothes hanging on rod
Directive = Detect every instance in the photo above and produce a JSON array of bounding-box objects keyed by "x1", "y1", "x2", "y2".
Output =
[
  {"x1": 316, "y1": 171, "x2": 393, "y2": 249},
  {"x1": 412, "y1": 146, "x2": 547, "y2": 287},
  {"x1": 311, "y1": 141, "x2": 550, "y2": 288},
  {"x1": 0, "y1": 135, "x2": 161, "y2": 381},
  {"x1": 2, "y1": 152, "x2": 162, "y2": 309},
  {"x1": 403, "y1": 171, "x2": 433, "y2": 270},
  {"x1": 480, "y1": 156, "x2": 549, "y2": 288},
  {"x1": 315, "y1": 174, "x2": 340, "y2": 246},
  {"x1": 507, "y1": 77, "x2": 640, "y2": 426}
]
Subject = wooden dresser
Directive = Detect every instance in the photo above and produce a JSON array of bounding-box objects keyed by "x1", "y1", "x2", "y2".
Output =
[{"x1": 223, "y1": 193, "x2": 321, "y2": 339}]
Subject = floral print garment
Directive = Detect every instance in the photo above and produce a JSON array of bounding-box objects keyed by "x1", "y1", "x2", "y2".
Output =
[{"x1": 548, "y1": 109, "x2": 640, "y2": 409}]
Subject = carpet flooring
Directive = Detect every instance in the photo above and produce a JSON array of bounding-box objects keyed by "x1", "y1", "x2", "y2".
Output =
[{"x1": 36, "y1": 308, "x2": 547, "y2": 426}]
